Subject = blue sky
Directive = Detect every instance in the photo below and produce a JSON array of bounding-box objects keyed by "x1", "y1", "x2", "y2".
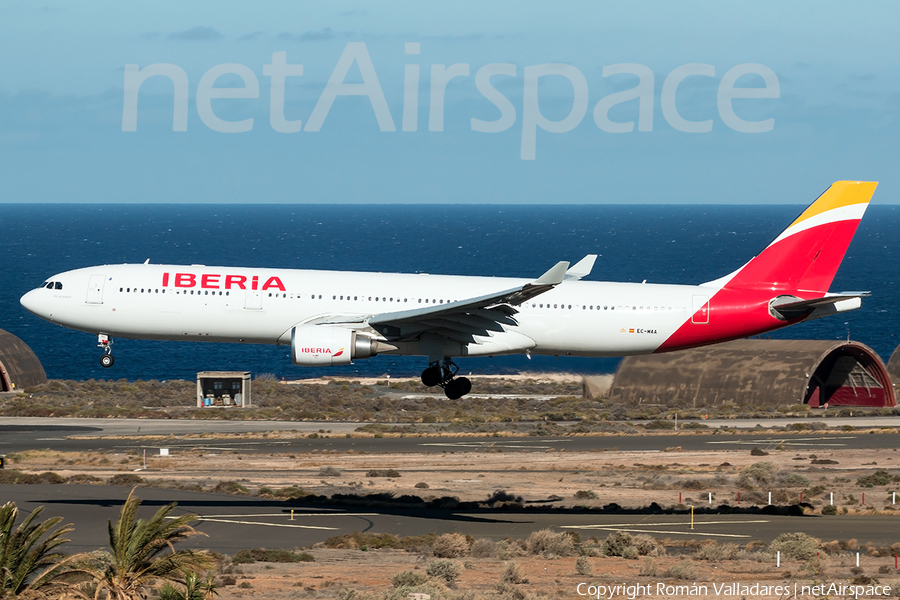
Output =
[{"x1": 1, "y1": 1, "x2": 898, "y2": 204}]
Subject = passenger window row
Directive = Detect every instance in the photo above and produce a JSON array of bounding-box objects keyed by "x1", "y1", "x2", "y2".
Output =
[{"x1": 529, "y1": 303, "x2": 688, "y2": 312}]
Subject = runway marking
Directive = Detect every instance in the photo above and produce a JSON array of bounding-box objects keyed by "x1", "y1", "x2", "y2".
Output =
[
  {"x1": 165, "y1": 515, "x2": 353, "y2": 531},
  {"x1": 419, "y1": 440, "x2": 574, "y2": 450},
  {"x1": 568, "y1": 519, "x2": 770, "y2": 528},
  {"x1": 560, "y1": 519, "x2": 770, "y2": 539},
  {"x1": 561, "y1": 526, "x2": 750, "y2": 539},
  {"x1": 194, "y1": 517, "x2": 338, "y2": 531},
  {"x1": 183, "y1": 513, "x2": 378, "y2": 518},
  {"x1": 706, "y1": 436, "x2": 855, "y2": 447}
]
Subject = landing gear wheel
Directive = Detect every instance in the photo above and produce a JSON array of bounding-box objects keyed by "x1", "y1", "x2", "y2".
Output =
[
  {"x1": 424, "y1": 358, "x2": 472, "y2": 399},
  {"x1": 445, "y1": 376, "x2": 472, "y2": 400},
  {"x1": 100, "y1": 354, "x2": 115, "y2": 368},
  {"x1": 444, "y1": 378, "x2": 465, "y2": 400},
  {"x1": 421, "y1": 366, "x2": 443, "y2": 387}
]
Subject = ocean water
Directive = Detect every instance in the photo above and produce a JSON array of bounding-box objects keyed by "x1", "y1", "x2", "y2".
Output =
[{"x1": 1, "y1": 204, "x2": 897, "y2": 382}]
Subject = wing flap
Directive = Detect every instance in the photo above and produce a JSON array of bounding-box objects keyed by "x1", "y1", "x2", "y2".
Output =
[{"x1": 368, "y1": 260, "x2": 569, "y2": 342}]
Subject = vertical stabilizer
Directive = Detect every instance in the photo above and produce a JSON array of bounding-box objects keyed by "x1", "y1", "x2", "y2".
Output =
[{"x1": 724, "y1": 181, "x2": 876, "y2": 294}]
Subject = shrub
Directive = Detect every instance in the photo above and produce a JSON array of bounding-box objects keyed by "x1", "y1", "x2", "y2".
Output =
[
  {"x1": 392, "y1": 570, "x2": 427, "y2": 588},
  {"x1": 366, "y1": 469, "x2": 401, "y2": 478},
  {"x1": 233, "y1": 549, "x2": 314, "y2": 564},
  {"x1": 666, "y1": 560, "x2": 698, "y2": 580},
  {"x1": 426, "y1": 559, "x2": 462, "y2": 586},
  {"x1": 575, "y1": 556, "x2": 592, "y2": 576},
  {"x1": 639, "y1": 557, "x2": 657, "y2": 577},
  {"x1": 769, "y1": 532, "x2": 820, "y2": 561},
  {"x1": 858, "y1": 470, "x2": 897, "y2": 488},
  {"x1": 602, "y1": 531, "x2": 634, "y2": 557},
  {"x1": 213, "y1": 480, "x2": 249, "y2": 495},
  {"x1": 274, "y1": 485, "x2": 309, "y2": 498},
  {"x1": 694, "y1": 542, "x2": 740, "y2": 561},
  {"x1": 0, "y1": 470, "x2": 69, "y2": 485},
  {"x1": 527, "y1": 529, "x2": 575, "y2": 557},
  {"x1": 821, "y1": 504, "x2": 838, "y2": 515},
  {"x1": 107, "y1": 473, "x2": 144, "y2": 486},
  {"x1": 573, "y1": 490, "x2": 598, "y2": 500},
  {"x1": 432, "y1": 533, "x2": 470, "y2": 558},
  {"x1": 495, "y1": 583, "x2": 527, "y2": 600},
  {"x1": 415, "y1": 482, "x2": 429, "y2": 489},
  {"x1": 632, "y1": 534, "x2": 665, "y2": 557},
  {"x1": 738, "y1": 462, "x2": 774, "y2": 489},
  {"x1": 470, "y1": 538, "x2": 495, "y2": 558},
  {"x1": 319, "y1": 466, "x2": 342, "y2": 477},
  {"x1": 780, "y1": 473, "x2": 810, "y2": 487},
  {"x1": 502, "y1": 562, "x2": 525, "y2": 584}
]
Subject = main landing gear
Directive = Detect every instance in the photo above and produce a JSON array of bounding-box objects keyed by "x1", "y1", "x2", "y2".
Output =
[
  {"x1": 421, "y1": 358, "x2": 472, "y2": 400},
  {"x1": 98, "y1": 334, "x2": 115, "y2": 368}
]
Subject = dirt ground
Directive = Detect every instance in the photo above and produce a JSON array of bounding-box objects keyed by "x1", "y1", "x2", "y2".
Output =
[
  {"x1": 211, "y1": 547, "x2": 900, "y2": 600},
  {"x1": 9, "y1": 437, "x2": 900, "y2": 511},
  {"x1": 8, "y1": 435, "x2": 900, "y2": 599}
]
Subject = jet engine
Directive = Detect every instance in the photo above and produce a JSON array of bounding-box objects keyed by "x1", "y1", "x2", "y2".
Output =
[{"x1": 291, "y1": 325, "x2": 382, "y2": 366}]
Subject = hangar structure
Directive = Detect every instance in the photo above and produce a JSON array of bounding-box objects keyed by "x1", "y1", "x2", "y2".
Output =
[
  {"x1": 887, "y1": 344, "x2": 900, "y2": 396},
  {"x1": 0, "y1": 329, "x2": 47, "y2": 391},
  {"x1": 609, "y1": 339, "x2": 894, "y2": 408}
]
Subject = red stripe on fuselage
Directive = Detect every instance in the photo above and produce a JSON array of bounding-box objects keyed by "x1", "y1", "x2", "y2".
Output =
[{"x1": 657, "y1": 218, "x2": 860, "y2": 352}]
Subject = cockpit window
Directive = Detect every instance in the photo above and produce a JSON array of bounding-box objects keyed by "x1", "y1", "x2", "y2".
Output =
[
  {"x1": 54, "y1": 282, "x2": 63, "y2": 290},
  {"x1": 45, "y1": 282, "x2": 54, "y2": 289}
]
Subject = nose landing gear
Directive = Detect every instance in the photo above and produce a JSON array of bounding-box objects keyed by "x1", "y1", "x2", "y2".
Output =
[
  {"x1": 98, "y1": 334, "x2": 115, "y2": 368},
  {"x1": 421, "y1": 358, "x2": 472, "y2": 400}
]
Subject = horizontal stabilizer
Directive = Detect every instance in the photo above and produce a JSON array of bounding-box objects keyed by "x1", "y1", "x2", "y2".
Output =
[{"x1": 769, "y1": 293, "x2": 868, "y2": 320}]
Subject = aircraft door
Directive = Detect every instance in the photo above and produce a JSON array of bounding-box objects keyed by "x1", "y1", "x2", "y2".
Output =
[
  {"x1": 691, "y1": 295, "x2": 709, "y2": 324},
  {"x1": 244, "y1": 288, "x2": 262, "y2": 310},
  {"x1": 86, "y1": 275, "x2": 106, "y2": 304}
]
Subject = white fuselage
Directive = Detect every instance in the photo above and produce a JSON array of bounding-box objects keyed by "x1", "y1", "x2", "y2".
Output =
[{"x1": 21, "y1": 264, "x2": 709, "y2": 358}]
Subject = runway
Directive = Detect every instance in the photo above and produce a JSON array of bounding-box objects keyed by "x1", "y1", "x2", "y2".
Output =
[
  {"x1": 1, "y1": 417, "x2": 899, "y2": 455},
  {"x1": 3, "y1": 484, "x2": 899, "y2": 554}
]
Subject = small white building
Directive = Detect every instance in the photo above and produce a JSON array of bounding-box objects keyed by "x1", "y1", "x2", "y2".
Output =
[{"x1": 196, "y1": 371, "x2": 252, "y2": 408}]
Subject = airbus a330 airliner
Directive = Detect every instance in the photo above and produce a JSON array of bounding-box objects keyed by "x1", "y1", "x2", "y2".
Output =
[{"x1": 21, "y1": 181, "x2": 876, "y2": 399}]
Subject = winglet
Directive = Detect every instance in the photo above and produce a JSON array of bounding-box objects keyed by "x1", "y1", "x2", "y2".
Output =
[
  {"x1": 565, "y1": 255, "x2": 597, "y2": 281},
  {"x1": 534, "y1": 261, "x2": 569, "y2": 285}
]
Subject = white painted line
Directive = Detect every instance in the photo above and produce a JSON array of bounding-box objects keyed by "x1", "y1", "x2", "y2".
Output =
[
  {"x1": 195, "y1": 517, "x2": 338, "y2": 531},
  {"x1": 560, "y1": 526, "x2": 750, "y2": 538},
  {"x1": 183, "y1": 513, "x2": 378, "y2": 518},
  {"x1": 706, "y1": 436, "x2": 855, "y2": 446},
  {"x1": 566, "y1": 519, "x2": 770, "y2": 528}
]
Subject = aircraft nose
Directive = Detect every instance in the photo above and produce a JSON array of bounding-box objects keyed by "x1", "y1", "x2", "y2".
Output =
[{"x1": 20, "y1": 289, "x2": 46, "y2": 317}]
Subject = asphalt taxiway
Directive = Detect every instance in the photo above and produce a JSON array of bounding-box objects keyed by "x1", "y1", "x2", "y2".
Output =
[{"x1": 4, "y1": 484, "x2": 900, "y2": 553}]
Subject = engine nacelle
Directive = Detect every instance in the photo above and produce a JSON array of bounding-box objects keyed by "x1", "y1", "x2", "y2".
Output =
[{"x1": 291, "y1": 325, "x2": 379, "y2": 367}]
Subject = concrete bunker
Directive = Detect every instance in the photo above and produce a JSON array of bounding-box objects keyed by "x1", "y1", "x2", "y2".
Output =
[
  {"x1": 609, "y1": 339, "x2": 894, "y2": 408},
  {"x1": 0, "y1": 329, "x2": 47, "y2": 392}
]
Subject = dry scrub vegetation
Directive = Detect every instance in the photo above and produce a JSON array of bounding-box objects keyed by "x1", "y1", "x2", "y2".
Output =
[
  {"x1": 4, "y1": 376, "x2": 899, "y2": 431},
  {"x1": 183, "y1": 530, "x2": 900, "y2": 600},
  {"x1": 6, "y1": 445, "x2": 900, "y2": 517}
]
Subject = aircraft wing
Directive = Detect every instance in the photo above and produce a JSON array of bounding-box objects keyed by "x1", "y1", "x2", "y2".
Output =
[
  {"x1": 565, "y1": 254, "x2": 597, "y2": 280},
  {"x1": 354, "y1": 261, "x2": 569, "y2": 344}
]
